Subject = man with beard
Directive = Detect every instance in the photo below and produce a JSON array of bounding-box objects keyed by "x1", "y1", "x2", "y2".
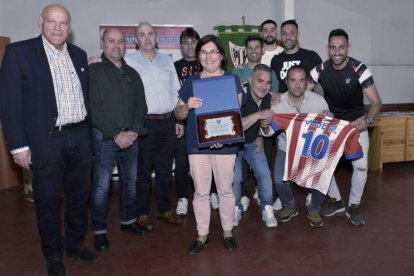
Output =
[
  {"x1": 271, "y1": 19, "x2": 322, "y2": 93},
  {"x1": 232, "y1": 36, "x2": 278, "y2": 92},
  {"x1": 260, "y1": 19, "x2": 284, "y2": 66},
  {"x1": 309, "y1": 29, "x2": 382, "y2": 226}
]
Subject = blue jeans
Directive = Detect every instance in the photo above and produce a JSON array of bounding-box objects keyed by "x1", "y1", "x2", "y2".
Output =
[
  {"x1": 233, "y1": 142, "x2": 273, "y2": 212},
  {"x1": 274, "y1": 149, "x2": 325, "y2": 212},
  {"x1": 91, "y1": 128, "x2": 138, "y2": 234}
]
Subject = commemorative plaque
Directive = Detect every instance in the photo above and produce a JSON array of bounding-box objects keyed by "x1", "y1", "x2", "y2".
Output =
[{"x1": 193, "y1": 75, "x2": 245, "y2": 148}]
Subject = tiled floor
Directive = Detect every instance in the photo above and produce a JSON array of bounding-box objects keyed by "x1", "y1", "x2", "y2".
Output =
[{"x1": 1, "y1": 161, "x2": 413, "y2": 275}]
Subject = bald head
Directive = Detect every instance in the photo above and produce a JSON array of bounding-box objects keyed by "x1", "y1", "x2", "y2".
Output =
[
  {"x1": 40, "y1": 4, "x2": 71, "y2": 23},
  {"x1": 101, "y1": 28, "x2": 125, "y2": 66},
  {"x1": 102, "y1": 27, "x2": 123, "y2": 41},
  {"x1": 38, "y1": 4, "x2": 71, "y2": 50}
]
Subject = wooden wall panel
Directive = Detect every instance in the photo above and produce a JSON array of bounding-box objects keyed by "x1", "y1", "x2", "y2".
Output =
[{"x1": 0, "y1": 36, "x2": 23, "y2": 190}]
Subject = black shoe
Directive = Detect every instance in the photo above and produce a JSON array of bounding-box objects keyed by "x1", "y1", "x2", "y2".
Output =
[
  {"x1": 46, "y1": 259, "x2": 67, "y2": 276},
  {"x1": 93, "y1": 234, "x2": 109, "y2": 251},
  {"x1": 120, "y1": 222, "x2": 147, "y2": 236},
  {"x1": 66, "y1": 247, "x2": 101, "y2": 263},
  {"x1": 224, "y1": 237, "x2": 237, "y2": 251},
  {"x1": 187, "y1": 237, "x2": 209, "y2": 255}
]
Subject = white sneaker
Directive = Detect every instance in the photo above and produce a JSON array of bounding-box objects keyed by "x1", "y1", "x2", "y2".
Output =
[
  {"x1": 262, "y1": 205, "x2": 278, "y2": 228},
  {"x1": 210, "y1": 193, "x2": 219, "y2": 210},
  {"x1": 240, "y1": 196, "x2": 250, "y2": 212},
  {"x1": 253, "y1": 186, "x2": 260, "y2": 205},
  {"x1": 272, "y1": 197, "x2": 283, "y2": 211},
  {"x1": 172, "y1": 159, "x2": 175, "y2": 176},
  {"x1": 233, "y1": 206, "x2": 242, "y2": 227},
  {"x1": 305, "y1": 193, "x2": 312, "y2": 207},
  {"x1": 176, "y1": 198, "x2": 188, "y2": 216},
  {"x1": 112, "y1": 165, "x2": 119, "y2": 181}
]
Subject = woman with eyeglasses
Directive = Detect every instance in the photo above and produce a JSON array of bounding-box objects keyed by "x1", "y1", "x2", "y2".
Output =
[{"x1": 175, "y1": 35, "x2": 244, "y2": 255}]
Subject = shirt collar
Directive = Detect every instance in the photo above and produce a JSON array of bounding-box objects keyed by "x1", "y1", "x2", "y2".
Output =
[
  {"x1": 138, "y1": 48, "x2": 158, "y2": 61},
  {"x1": 101, "y1": 53, "x2": 127, "y2": 68},
  {"x1": 247, "y1": 90, "x2": 269, "y2": 107},
  {"x1": 286, "y1": 90, "x2": 310, "y2": 110},
  {"x1": 42, "y1": 35, "x2": 67, "y2": 55}
]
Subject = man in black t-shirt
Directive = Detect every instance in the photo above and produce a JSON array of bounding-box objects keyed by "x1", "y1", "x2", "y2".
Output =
[
  {"x1": 173, "y1": 28, "x2": 200, "y2": 216},
  {"x1": 310, "y1": 29, "x2": 382, "y2": 226},
  {"x1": 174, "y1": 29, "x2": 199, "y2": 86},
  {"x1": 271, "y1": 19, "x2": 322, "y2": 93}
]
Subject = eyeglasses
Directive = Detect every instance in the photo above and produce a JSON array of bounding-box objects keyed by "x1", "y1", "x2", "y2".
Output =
[{"x1": 199, "y1": 50, "x2": 221, "y2": 57}]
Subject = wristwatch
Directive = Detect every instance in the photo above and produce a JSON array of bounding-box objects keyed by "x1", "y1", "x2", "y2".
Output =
[{"x1": 365, "y1": 115, "x2": 373, "y2": 126}]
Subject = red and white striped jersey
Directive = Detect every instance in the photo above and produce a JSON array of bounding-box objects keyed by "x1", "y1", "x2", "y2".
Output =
[{"x1": 271, "y1": 113, "x2": 363, "y2": 194}]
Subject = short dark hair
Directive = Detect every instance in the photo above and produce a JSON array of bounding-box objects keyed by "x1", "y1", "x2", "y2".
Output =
[
  {"x1": 180, "y1": 28, "x2": 200, "y2": 44},
  {"x1": 195, "y1": 35, "x2": 227, "y2": 71},
  {"x1": 328, "y1": 28, "x2": 349, "y2": 43},
  {"x1": 286, "y1": 64, "x2": 308, "y2": 80},
  {"x1": 281, "y1": 19, "x2": 298, "y2": 30},
  {"x1": 253, "y1": 64, "x2": 272, "y2": 75},
  {"x1": 244, "y1": 36, "x2": 263, "y2": 48},
  {"x1": 260, "y1": 19, "x2": 277, "y2": 31}
]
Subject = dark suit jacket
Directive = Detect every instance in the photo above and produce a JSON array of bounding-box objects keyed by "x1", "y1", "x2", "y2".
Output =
[{"x1": 0, "y1": 35, "x2": 89, "y2": 168}]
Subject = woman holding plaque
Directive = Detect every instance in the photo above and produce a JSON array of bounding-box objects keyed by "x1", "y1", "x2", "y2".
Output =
[{"x1": 175, "y1": 35, "x2": 244, "y2": 255}]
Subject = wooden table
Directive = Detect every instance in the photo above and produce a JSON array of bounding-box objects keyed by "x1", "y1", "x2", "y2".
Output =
[{"x1": 368, "y1": 111, "x2": 414, "y2": 172}]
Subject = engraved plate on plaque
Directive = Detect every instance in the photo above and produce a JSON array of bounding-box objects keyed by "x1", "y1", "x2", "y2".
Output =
[
  {"x1": 204, "y1": 116, "x2": 235, "y2": 138},
  {"x1": 196, "y1": 111, "x2": 242, "y2": 145}
]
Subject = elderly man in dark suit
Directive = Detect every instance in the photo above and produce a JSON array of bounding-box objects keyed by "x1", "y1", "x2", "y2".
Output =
[{"x1": 0, "y1": 4, "x2": 99, "y2": 276}]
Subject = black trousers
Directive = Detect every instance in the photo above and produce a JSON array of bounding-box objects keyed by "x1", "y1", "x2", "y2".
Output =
[
  {"x1": 32, "y1": 123, "x2": 92, "y2": 260},
  {"x1": 174, "y1": 135, "x2": 189, "y2": 199},
  {"x1": 136, "y1": 117, "x2": 176, "y2": 215}
]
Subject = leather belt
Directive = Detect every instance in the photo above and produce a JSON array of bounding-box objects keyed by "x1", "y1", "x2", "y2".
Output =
[
  {"x1": 146, "y1": 112, "x2": 174, "y2": 120},
  {"x1": 54, "y1": 120, "x2": 85, "y2": 131}
]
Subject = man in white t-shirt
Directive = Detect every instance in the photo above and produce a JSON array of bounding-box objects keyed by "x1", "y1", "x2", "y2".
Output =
[{"x1": 260, "y1": 19, "x2": 284, "y2": 66}]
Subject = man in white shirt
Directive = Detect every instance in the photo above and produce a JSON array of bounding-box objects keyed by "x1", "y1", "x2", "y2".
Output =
[
  {"x1": 124, "y1": 22, "x2": 183, "y2": 231},
  {"x1": 263, "y1": 65, "x2": 329, "y2": 228},
  {"x1": 260, "y1": 19, "x2": 284, "y2": 66}
]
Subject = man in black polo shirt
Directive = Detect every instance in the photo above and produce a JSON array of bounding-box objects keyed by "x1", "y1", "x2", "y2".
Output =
[
  {"x1": 89, "y1": 28, "x2": 148, "y2": 251},
  {"x1": 232, "y1": 64, "x2": 277, "y2": 228}
]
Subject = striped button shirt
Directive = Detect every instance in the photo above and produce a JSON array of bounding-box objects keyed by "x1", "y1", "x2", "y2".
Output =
[{"x1": 42, "y1": 35, "x2": 86, "y2": 126}]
